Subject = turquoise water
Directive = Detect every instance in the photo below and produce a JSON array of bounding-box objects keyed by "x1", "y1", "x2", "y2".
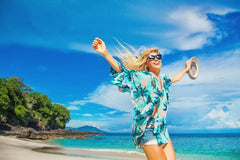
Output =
[{"x1": 45, "y1": 133, "x2": 240, "y2": 160}]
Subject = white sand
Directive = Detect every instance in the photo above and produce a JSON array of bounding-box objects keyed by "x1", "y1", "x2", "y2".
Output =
[{"x1": 0, "y1": 136, "x2": 146, "y2": 160}]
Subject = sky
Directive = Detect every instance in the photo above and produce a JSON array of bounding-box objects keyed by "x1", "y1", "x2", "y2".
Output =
[{"x1": 0, "y1": 0, "x2": 240, "y2": 133}]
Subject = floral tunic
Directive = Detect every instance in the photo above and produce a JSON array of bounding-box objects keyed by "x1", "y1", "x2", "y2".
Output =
[{"x1": 109, "y1": 62, "x2": 172, "y2": 147}]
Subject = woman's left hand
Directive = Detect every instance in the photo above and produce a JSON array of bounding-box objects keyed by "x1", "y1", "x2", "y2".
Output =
[
  {"x1": 185, "y1": 60, "x2": 191, "y2": 72},
  {"x1": 172, "y1": 59, "x2": 191, "y2": 83}
]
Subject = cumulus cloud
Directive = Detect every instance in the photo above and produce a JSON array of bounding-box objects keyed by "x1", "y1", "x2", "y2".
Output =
[
  {"x1": 199, "y1": 100, "x2": 240, "y2": 128},
  {"x1": 134, "y1": 5, "x2": 234, "y2": 51},
  {"x1": 164, "y1": 7, "x2": 215, "y2": 50},
  {"x1": 66, "y1": 84, "x2": 134, "y2": 132},
  {"x1": 70, "y1": 84, "x2": 133, "y2": 113},
  {"x1": 169, "y1": 8, "x2": 213, "y2": 33}
]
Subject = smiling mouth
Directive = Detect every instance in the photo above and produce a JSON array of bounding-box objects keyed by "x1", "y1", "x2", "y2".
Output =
[{"x1": 153, "y1": 61, "x2": 161, "y2": 65}]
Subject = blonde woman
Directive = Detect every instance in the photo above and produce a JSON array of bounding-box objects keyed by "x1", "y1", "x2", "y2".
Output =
[{"x1": 92, "y1": 37, "x2": 191, "y2": 160}]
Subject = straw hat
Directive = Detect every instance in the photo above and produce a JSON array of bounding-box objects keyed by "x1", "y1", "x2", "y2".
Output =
[{"x1": 187, "y1": 57, "x2": 199, "y2": 80}]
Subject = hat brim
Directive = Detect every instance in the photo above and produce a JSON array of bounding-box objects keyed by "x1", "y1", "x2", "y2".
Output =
[{"x1": 187, "y1": 57, "x2": 199, "y2": 80}]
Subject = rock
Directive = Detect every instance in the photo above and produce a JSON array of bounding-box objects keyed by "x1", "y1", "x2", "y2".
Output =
[
  {"x1": 0, "y1": 122, "x2": 11, "y2": 131},
  {"x1": 0, "y1": 123, "x2": 103, "y2": 140}
]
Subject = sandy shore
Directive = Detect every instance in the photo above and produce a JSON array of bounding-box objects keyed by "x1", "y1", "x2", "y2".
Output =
[{"x1": 0, "y1": 135, "x2": 146, "y2": 160}]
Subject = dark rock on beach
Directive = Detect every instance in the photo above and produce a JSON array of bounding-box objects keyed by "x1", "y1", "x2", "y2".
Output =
[{"x1": 0, "y1": 123, "x2": 102, "y2": 140}]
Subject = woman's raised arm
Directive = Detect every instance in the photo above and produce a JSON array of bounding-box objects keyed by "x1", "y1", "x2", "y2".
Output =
[
  {"x1": 172, "y1": 60, "x2": 191, "y2": 83},
  {"x1": 92, "y1": 37, "x2": 121, "y2": 73}
]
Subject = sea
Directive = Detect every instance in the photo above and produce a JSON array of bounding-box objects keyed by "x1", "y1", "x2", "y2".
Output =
[{"x1": 44, "y1": 133, "x2": 240, "y2": 160}]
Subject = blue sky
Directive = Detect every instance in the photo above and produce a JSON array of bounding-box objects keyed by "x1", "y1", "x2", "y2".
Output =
[{"x1": 0, "y1": 0, "x2": 240, "y2": 133}]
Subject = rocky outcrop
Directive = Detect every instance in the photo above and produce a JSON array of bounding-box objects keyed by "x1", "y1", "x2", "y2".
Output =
[{"x1": 0, "y1": 123, "x2": 102, "y2": 140}]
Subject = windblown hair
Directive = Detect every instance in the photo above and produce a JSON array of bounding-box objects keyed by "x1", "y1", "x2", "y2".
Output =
[{"x1": 114, "y1": 39, "x2": 160, "y2": 71}]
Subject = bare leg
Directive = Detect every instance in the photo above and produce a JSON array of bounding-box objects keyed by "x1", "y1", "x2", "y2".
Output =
[
  {"x1": 162, "y1": 139, "x2": 176, "y2": 160},
  {"x1": 142, "y1": 144, "x2": 167, "y2": 160}
]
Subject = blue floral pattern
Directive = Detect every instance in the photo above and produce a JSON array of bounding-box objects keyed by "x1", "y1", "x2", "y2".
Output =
[{"x1": 110, "y1": 62, "x2": 172, "y2": 146}]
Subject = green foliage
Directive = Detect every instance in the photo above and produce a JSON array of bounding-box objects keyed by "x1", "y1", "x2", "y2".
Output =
[
  {"x1": 30, "y1": 92, "x2": 52, "y2": 111},
  {"x1": 51, "y1": 104, "x2": 70, "y2": 129},
  {"x1": 0, "y1": 77, "x2": 70, "y2": 130},
  {"x1": 14, "y1": 105, "x2": 30, "y2": 125},
  {"x1": 0, "y1": 78, "x2": 10, "y2": 122},
  {"x1": 5, "y1": 77, "x2": 28, "y2": 107},
  {"x1": 0, "y1": 92, "x2": 10, "y2": 110}
]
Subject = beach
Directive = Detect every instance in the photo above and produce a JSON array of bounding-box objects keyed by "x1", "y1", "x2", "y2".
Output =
[
  {"x1": 1, "y1": 133, "x2": 240, "y2": 160},
  {"x1": 0, "y1": 135, "x2": 146, "y2": 160}
]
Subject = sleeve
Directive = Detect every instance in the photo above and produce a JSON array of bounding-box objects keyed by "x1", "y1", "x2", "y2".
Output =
[
  {"x1": 163, "y1": 75, "x2": 172, "y2": 89},
  {"x1": 109, "y1": 61, "x2": 137, "y2": 93}
]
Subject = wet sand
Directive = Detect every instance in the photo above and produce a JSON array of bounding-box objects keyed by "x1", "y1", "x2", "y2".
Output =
[{"x1": 0, "y1": 135, "x2": 145, "y2": 160}]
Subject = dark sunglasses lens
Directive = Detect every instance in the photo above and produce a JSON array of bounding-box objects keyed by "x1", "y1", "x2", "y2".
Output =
[
  {"x1": 156, "y1": 54, "x2": 162, "y2": 60},
  {"x1": 148, "y1": 55, "x2": 155, "y2": 60}
]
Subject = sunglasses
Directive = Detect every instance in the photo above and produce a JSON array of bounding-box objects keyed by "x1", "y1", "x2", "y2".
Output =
[{"x1": 148, "y1": 54, "x2": 162, "y2": 61}]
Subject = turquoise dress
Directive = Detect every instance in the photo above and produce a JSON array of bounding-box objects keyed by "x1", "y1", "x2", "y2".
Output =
[{"x1": 110, "y1": 61, "x2": 172, "y2": 147}]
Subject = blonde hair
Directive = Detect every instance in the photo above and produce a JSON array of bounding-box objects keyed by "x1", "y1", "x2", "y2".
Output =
[{"x1": 114, "y1": 39, "x2": 160, "y2": 71}]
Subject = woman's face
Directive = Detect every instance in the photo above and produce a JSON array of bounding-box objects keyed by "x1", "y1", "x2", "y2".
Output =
[{"x1": 146, "y1": 51, "x2": 162, "y2": 71}]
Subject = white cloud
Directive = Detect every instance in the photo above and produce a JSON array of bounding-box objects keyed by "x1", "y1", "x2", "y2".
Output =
[
  {"x1": 163, "y1": 6, "x2": 236, "y2": 50},
  {"x1": 106, "y1": 111, "x2": 117, "y2": 115},
  {"x1": 132, "y1": 5, "x2": 234, "y2": 51},
  {"x1": 169, "y1": 7, "x2": 213, "y2": 33},
  {"x1": 70, "y1": 84, "x2": 133, "y2": 113},
  {"x1": 68, "y1": 42, "x2": 98, "y2": 54},
  {"x1": 159, "y1": 48, "x2": 172, "y2": 55},
  {"x1": 70, "y1": 100, "x2": 88, "y2": 106},
  {"x1": 164, "y1": 7, "x2": 215, "y2": 50},
  {"x1": 67, "y1": 84, "x2": 134, "y2": 132},
  {"x1": 66, "y1": 105, "x2": 80, "y2": 110},
  {"x1": 208, "y1": 8, "x2": 236, "y2": 15},
  {"x1": 82, "y1": 114, "x2": 93, "y2": 117},
  {"x1": 199, "y1": 100, "x2": 240, "y2": 128}
]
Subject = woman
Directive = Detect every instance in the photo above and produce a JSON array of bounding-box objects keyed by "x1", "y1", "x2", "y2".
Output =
[{"x1": 92, "y1": 37, "x2": 191, "y2": 160}]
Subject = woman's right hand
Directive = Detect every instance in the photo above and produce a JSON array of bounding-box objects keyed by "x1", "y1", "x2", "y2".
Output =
[
  {"x1": 92, "y1": 37, "x2": 121, "y2": 73},
  {"x1": 92, "y1": 37, "x2": 108, "y2": 56}
]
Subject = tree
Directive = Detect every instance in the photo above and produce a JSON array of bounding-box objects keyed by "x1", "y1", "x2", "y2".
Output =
[
  {"x1": 14, "y1": 105, "x2": 31, "y2": 125},
  {"x1": 50, "y1": 103, "x2": 70, "y2": 129},
  {"x1": 0, "y1": 78, "x2": 10, "y2": 122}
]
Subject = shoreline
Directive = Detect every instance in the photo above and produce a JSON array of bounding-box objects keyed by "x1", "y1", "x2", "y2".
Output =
[{"x1": 0, "y1": 135, "x2": 146, "y2": 160}]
